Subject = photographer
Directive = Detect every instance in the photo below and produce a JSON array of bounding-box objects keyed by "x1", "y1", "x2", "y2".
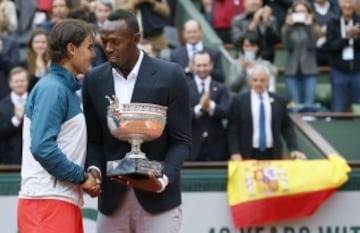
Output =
[
  {"x1": 282, "y1": 0, "x2": 320, "y2": 107},
  {"x1": 231, "y1": 0, "x2": 280, "y2": 62}
]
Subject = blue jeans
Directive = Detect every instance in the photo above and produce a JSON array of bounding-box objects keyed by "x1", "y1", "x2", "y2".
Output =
[
  {"x1": 330, "y1": 69, "x2": 360, "y2": 112},
  {"x1": 285, "y1": 75, "x2": 317, "y2": 106}
]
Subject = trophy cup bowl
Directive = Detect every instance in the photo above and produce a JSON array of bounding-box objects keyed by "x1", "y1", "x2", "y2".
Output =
[{"x1": 106, "y1": 95, "x2": 167, "y2": 179}]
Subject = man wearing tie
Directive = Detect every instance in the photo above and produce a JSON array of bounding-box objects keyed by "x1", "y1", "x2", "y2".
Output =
[
  {"x1": 170, "y1": 19, "x2": 225, "y2": 82},
  {"x1": 0, "y1": 67, "x2": 28, "y2": 164},
  {"x1": 186, "y1": 51, "x2": 230, "y2": 161},
  {"x1": 227, "y1": 64, "x2": 306, "y2": 160}
]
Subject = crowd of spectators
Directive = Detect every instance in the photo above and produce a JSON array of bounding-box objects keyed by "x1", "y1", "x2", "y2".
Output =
[{"x1": 0, "y1": 0, "x2": 359, "y2": 164}]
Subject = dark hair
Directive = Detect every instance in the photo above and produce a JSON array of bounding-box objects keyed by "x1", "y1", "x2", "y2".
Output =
[
  {"x1": 107, "y1": 9, "x2": 139, "y2": 33},
  {"x1": 192, "y1": 50, "x2": 214, "y2": 63},
  {"x1": 48, "y1": 19, "x2": 96, "y2": 63},
  {"x1": 239, "y1": 30, "x2": 262, "y2": 56},
  {"x1": 291, "y1": 0, "x2": 314, "y2": 14}
]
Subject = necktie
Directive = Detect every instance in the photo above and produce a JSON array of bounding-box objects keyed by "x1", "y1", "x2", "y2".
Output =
[
  {"x1": 191, "y1": 45, "x2": 197, "y2": 58},
  {"x1": 259, "y1": 95, "x2": 266, "y2": 151},
  {"x1": 200, "y1": 81, "x2": 205, "y2": 95}
]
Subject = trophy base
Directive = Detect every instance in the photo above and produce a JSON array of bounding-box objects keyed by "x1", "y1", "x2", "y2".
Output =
[{"x1": 106, "y1": 157, "x2": 163, "y2": 179}]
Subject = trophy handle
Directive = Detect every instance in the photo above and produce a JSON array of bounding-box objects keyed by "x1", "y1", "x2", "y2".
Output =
[{"x1": 127, "y1": 138, "x2": 146, "y2": 159}]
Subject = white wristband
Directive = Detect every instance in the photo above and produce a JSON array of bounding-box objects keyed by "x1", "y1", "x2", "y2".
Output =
[{"x1": 156, "y1": 174, "x2": 169, "y2": 193}]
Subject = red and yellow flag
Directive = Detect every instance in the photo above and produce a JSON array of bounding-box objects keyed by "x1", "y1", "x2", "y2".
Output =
[{"x1": 227, "y1": 154, "x2": 350, "y2": 228}]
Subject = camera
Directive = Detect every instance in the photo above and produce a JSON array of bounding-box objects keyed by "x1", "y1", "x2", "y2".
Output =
[{"x1": 292, "y1": 12, "x2": 306, "y2": 24}]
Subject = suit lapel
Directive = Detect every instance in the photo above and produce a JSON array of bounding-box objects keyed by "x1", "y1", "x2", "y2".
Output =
[
  {"x1": 209, "y1": 80, "x2": 219, "y2": 100},
  {"x1": 269, "y1": 93, "x2": 278, "y2": 129},
  {"x1": 131, "y1": 55, "x2": 157, "y2": 103},
  {"x1": 101, "y1": 63, "x2": 115, "y2": 99}
]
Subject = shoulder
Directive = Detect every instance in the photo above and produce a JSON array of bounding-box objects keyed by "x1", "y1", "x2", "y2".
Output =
[
  {"x1": 269, "y1": 92, "x2": 288, "y2": 105},
  {"x1": 233, "y1": 91, "x2": 250, "y2": 103},
  {"x1": 87, "y1": 62, "x2": 111, "y2": 76},
  {"x1": 0, "y1": 96, "x2": 11, "y2": 107},
  {"x1": 171, "y1": 46, "x2": 186, "y2": 56}
]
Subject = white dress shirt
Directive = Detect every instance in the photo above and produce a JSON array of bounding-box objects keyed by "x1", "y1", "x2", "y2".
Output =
[
  {"x1": 251, "y1": 89, "x2": 273, "y2": 149},
  {"x1": 110, "y1": 50, "x2": 169, "y2": 192},
  {"x1": 112, "y1": 51, "x2": 144, "y2": 104},
  {"x1": 193, "y1": 75, "x2": 216, "y2": 117},
  {"x1": 10, "y1": 91, "x2": 28, "y2": 127},
  {"x1": 186, "y1": 41, "x2": 204, "y2": 60}
]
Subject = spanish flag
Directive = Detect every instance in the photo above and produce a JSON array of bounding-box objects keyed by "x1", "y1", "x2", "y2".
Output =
[{"x1": 227, "y1": 154, "x2": 350, "y2": 228}]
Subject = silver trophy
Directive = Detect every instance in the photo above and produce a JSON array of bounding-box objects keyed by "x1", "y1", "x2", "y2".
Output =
[{"x1": 105, "y1": 95, "x2": 167, "y2": 179}]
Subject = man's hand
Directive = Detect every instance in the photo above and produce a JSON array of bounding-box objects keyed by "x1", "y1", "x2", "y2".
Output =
[
  {"x1": 111, "y1": 173, "x2": 163, "y2": 193},
  {"x1": 289, "y1": 150, "x2": 307, "y2": 160},
  {"x1": 81, "y1": 172, "x2": 101, "y2": 197},
  {"x1": 14, "y1": 105, "x2": 24, "y2": 121},
  {"x1": 200, "y1": 91, "x2": 210, "y2": 111},
  {"x1": 230, "y1": 153, "x2": 243, "y2": 161}
]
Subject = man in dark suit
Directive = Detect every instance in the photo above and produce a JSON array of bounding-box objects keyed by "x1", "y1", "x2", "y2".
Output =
[
  {"x1": 82, "y1": 9, "x2": 191, "y2": 233},
  {"x1": 227, "y1": 64, "x2": 306, "y2": 161},
  {"x1": 0, "y1": 67, "x2": 28, "y2": 164},
  {"x1": 170, "y1": 19, "x2": 225, "y2": 83},
  {"x1": 186, "y1": 51, "x2": 230, "y2": 161},
  {"x1": 0, "y1": 35, "x2": 21, "y2": 100}
]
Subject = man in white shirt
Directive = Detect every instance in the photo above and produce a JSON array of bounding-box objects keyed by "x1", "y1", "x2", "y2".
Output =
[
  {"x1": 186, "y1": 51, "x2": 230, "y2": 161},
  {"x1": 227, "y1": 64, "x2": 306, "y2": 160},
  {"x1": 0, "y1": 66, "x2": 28, "y2": 164}
]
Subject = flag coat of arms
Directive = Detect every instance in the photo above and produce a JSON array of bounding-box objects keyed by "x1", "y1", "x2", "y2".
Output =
[{"x1": 227, "y1": 154, "x2": 351, "y2": 228}]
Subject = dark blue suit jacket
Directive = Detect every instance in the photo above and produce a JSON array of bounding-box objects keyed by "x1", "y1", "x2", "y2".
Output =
[
  {"x1": 0, "y1": 36, "x2": 20, "y2": 99},
  {"x1": 187, "y1": 77, "x2": 230, "y2": 161},
  {"x1": 227, "y1": 91, "x2": 298, "y2": 159},
  {"x1": 170, "y1": 45, "x2": 225, "y2": 82},
  {"x1": 0, "y1": 96, "x2": 23, "y2": 164},
  {"x1": 83, "y1": 54, "x2": 192, "y2": 215}
]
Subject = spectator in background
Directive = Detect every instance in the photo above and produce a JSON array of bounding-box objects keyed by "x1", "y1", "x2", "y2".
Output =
[
  {"x1": 231, "y1": 0, "x2": 280, "y2": 62},
  {"x1": 94, "y1": 0, "x2": 113, "y2": 30},
  {"x1": 67, "y1": 0, "x2": 97, "y2": 24},
  {"x1": 138, "y1": 39, "x2": 157, "y2": 57},
  {"x1": 171, "y1": 19, "x2": 225, "y2": 83},
  {"x1": 15, "y1": 0, "x2": 37, "y2": 33},
  {"x1": 117, "y1": 0, "x2": 170, "y2": 55},
  {"x1": 20, "y1": 28, "x2": 50, "y2": 92},
  {"x1": 227, "y1": 64, "x2": 306, "y2": 161},
  {"x1": 0, "y1": 0, "x2": 18, "y2": 35},
  {"x1": 40, "y1": 0, "x2": 70, "y2": 33},
  {"x1": 200, "y1": 0, "x2": 213, "y2": 26},
  {"x1": 0, "y1": 35, "x2": 20, "y2": 100},
  {"x1": 312, "y1": 0, "x2": 339, "y2": 66},
  {"x1": 90, "y1": 0, "x2": 113, "y2": 67},
  {"x1": 187, "y1": 51, "x2": 230, "y2": 161},
  {"x1": 325, "y1": 0, "x2": 360, "y2": 112},
  {"x1": 282, "y1": 0, "x2": 319, "y2": 107},
  {"x1": 229, "y1": 30, "x2": 277, "y2": 94},
  {"x1": 268, "y1": 0, "x2": 293, "y2": 32},
  {"x1": 212, "y1": 0, "x2": 245, "y2": 44},
  {"x1": 0, "y1": 67, "x2": 28, "y2": 165}
]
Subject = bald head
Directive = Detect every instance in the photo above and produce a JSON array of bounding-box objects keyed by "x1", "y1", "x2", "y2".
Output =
[{"x1": 183, "y1": 19, "x2": 203, "y2": 45}]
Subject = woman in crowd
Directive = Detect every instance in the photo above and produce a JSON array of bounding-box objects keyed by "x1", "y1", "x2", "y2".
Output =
[
  {"x1": 24, "y1": 28, "x2": 50, "y2": 92},
  {"x1": 229, "y1": 30, "x2": 277, "y2": 94},
  {"x1": 282, "y1": 0, "x2": 319, "y2": 107}
]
